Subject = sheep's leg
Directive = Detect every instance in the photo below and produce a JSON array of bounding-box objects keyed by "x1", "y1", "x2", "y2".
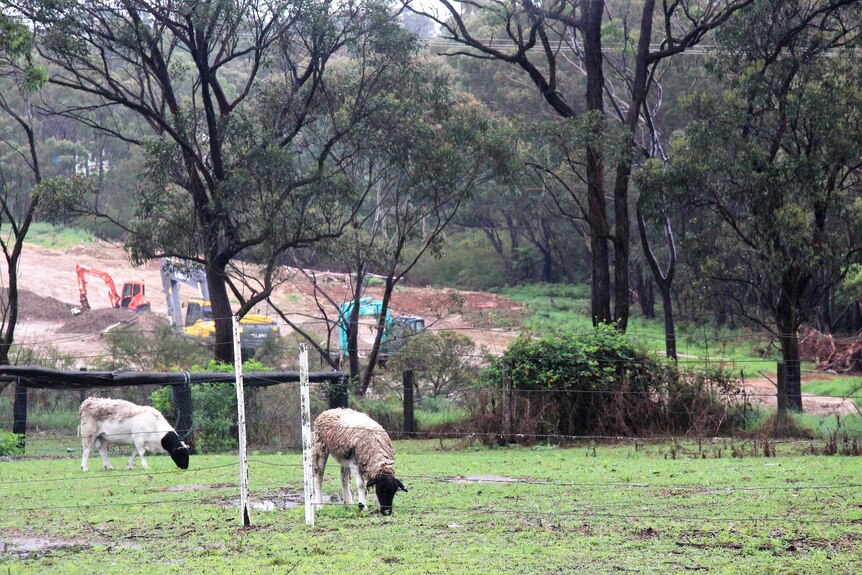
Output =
[
  {"x1": 127, "y1": 450, "x2": 137, "y2": 469},
  {"x1": 137, "y1": 446, "x2": 149, "y2": 470},
  {"x1": 96, "y1": 438, "x2": 113, "y2": 470},
  {"x1": 355, "y1": 470, "x2": 367, "y2": 510},
  {"x1": 312, "y1": 449, "x2": 327, "y2": 510},
  {"x1": 81, "y1": 437, "x2": 94, "y2": 472},
  {"x1": 340, "y1": 466, "x2": 354, "y2": 505}
]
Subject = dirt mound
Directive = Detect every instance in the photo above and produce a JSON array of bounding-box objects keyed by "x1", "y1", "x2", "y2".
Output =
[
  {"x1": 60, "y1": 308, "x2": 137, "y2": 333},
  {"x1": 1, "y1": 289, "x2": 76, "y2": 322}
]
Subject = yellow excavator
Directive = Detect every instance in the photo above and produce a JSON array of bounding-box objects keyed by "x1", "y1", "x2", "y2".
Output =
[{"x1": 160, "y1": 258, "x2": 279, "y2": 351}]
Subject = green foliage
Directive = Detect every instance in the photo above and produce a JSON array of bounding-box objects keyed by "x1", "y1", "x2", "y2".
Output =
[
  {"x1": 482, "y1": 325, "x2": 746, "y2": 437},
  {"x1": 150, "y1": 359, "x2": 269, "y2": 453},
  {"x1": 34, "y1": 176, "x2": 98, "y2": 225},
  {"x1": 351, "y1": 395, "x2": 404, "y2": 433},
  {"x1": 406, "y1": 230, "x2": 508, "y2": 290},
  {"x1": 495, "y1": 324, "x2": 663, "y2": 392},
  {"x1": 0, "y1": 432, "x2": 23, "y2": 456},
  {"x1": 390, "y1": 331, "x2": 481, "y2": 397}
]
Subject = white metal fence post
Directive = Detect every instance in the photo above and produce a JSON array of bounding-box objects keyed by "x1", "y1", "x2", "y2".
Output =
[
  {"x1": 232, "y1": 316, "x2": 251, "y2": 527},
  {"x1": 299, "y1": 343, "x2": 315, "y2": 526}
]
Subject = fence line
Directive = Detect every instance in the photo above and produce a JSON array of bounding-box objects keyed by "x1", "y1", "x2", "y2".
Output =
[{"x1": 5, "y1": 426, "x2": 860, "y2": 445}]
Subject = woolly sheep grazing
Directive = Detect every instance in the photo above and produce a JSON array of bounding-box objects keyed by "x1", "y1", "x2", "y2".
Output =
[
  {"x1": 79, "y1": 397, "x2": 190, "y2": 472},
  {"x1": 312, "y1": 408, "x2": 407, "y2": 515}
]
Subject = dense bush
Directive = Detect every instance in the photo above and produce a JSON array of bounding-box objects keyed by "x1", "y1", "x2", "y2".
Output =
[{"x1": 478, "y1": 325, "x2": 746, "y2": 439}]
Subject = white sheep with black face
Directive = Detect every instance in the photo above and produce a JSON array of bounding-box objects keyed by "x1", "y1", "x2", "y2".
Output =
[
  {"x1": 79, "y1": 397, "x2": 190, "y2": 472},
  {"x1": 312, "y1": 408, "x2": 407, "y2": 515}
]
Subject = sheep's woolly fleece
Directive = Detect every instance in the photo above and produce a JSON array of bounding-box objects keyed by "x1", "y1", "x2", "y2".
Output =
[
  {"x1": 313, "y1": 408, "x2": 395, "y2": 481},
  {"x1": 79, "y1": 397, "x2": 168, "y2": 426}
]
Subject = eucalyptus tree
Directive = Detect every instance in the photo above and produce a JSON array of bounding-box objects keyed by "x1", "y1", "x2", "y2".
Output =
[
  {"x1": 0, "y1": 11, "x2": 51, "y2": 440},
  {"x1": 0, "y1": 12, "x2": 48, "y2": 377},
  {"x1": 274, "y1": 56, "x2": 517, "y2": 394},
  {"x1": 656, "y1": 0, "x2": 862, "y2": 414},
  {"x1": 18, "y1": 0, "x2": 416, "y2": 362},
  {"x1": 408, "y1": 0, "x2": 756, "y2": 331}
]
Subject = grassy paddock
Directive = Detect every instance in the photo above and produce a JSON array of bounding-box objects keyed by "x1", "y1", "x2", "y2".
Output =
[
  {"x1": 1, "y1": 439, "x2": 860, "y2": 574},
  {"x1": 22, "y1": 223, "x2": 97, "y2": 249}
]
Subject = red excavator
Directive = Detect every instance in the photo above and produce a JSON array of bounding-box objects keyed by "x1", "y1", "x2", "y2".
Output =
[{"x1": 76, "y1": 264, "x2": 151, "y2": 312}]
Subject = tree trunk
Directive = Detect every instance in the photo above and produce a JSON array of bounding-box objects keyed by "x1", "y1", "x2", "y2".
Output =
[
  {"x1": 659, "y1": 282, "x2": 676, "y2": 361},
  {"x1": 633, "y1": 263, "x2": 656, "y2": 319},
  {"x1": 347, "y1": 271, "x2": 365, "y2": 394},
  {"x1": 712, "y1": 287, "x2": 727, "y2": 327},
  {"x1": 775, "y1": 280, "x2": 804, "y2": 413},
  {"x1": 206, "y1": 261, "x2": 234, "y2": 363},
  {"x1": 359, "y1": 276, "x2": 395, "y2": 395},
  {"x1": 776, "y1": 324, "x2": 803, "y2": 413},
  {"x1": 584, "y1": 0, "x2": 612, "y2": 326},
  {"x1": 637, "y1": 200, "x2": 677, "y2": 362},
  {"x1": 611, "y1": 0, "x2": 657, "y2": 332}
]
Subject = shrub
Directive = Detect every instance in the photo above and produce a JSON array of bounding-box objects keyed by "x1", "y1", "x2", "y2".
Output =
[
  {"x1": 477, "y1": 325, "x2": 746, "y2": 440},
  {"x1": 389, "y1": 331, "x2": 482, "y2": 397},
  {"x1": 0, "y1": 433, "x2": 24, "y2": 456}
]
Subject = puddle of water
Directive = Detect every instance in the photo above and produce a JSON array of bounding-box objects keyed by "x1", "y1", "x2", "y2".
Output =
[
  {"x1": 252, "y1": 499, "x2": 301, "y2": 511},
  {"x1": 1, "y1": 537, "x2": 90, "y2": 559},
  {"x1": 226, "y1": 491, "x2": 337, "y2": 512}
]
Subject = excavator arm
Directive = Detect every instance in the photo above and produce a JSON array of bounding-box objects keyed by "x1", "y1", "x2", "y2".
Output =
[{"x1": 76, "y1": 264, "x2": 121, "y2": 310}]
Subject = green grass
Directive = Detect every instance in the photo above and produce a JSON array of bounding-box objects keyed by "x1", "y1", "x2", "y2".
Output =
[
  {"x1": 1, "y1": 439, "x2": 860, "y2": 574},
  {"x1": 21, "y1": 223, "x2": 96, "y2": 249},
  {"x1": 801, "y1": 375, "x2": 862, "y2": 406},
  {"x1": 792, "y1": 412, "x2": 862, "y2": 438},
  {"x1": 0, "y1": 397, "x2": 80, "y2": 432}
]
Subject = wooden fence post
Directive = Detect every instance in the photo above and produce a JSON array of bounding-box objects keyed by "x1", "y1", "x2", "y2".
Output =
[
  {"x1": 329, "y1": 374, "x2": 348, "y2": 409},
  {"x1": 787, "y1": 359, "x2": 802, "y2": 412},
  {"x1": 502, "y1": 369, "x2": 512, "y2": 445},
  {"x1": 403, "y1": 370, "x2": 415, "y2": 438},
  {"x1": 12, "y1": 377, "x2": 26, "y2": 449},
  {"x1": 776, "y1": 361, "x2": 787, "y2": 434}
]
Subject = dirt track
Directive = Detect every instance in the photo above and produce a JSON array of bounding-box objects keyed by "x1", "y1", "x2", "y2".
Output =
[{"x1": 743, "y1": 375, "x2": 858, "y2": 416}]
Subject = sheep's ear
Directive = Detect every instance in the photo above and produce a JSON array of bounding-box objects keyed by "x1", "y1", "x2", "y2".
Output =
[
  {"x1": 366, "y1": 478, "x2": 377, "y2": 489},
  {"x1": 396, "y1": 478, "x2": 407, "y2": 492}
]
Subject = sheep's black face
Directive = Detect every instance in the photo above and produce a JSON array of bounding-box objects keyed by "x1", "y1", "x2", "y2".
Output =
[
  {"x1": 161, "y1": 432, "x2": 190, "y2": 469},
  {"x1": 368, "y1": 473, "x2": 407, "y2": 515}
]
